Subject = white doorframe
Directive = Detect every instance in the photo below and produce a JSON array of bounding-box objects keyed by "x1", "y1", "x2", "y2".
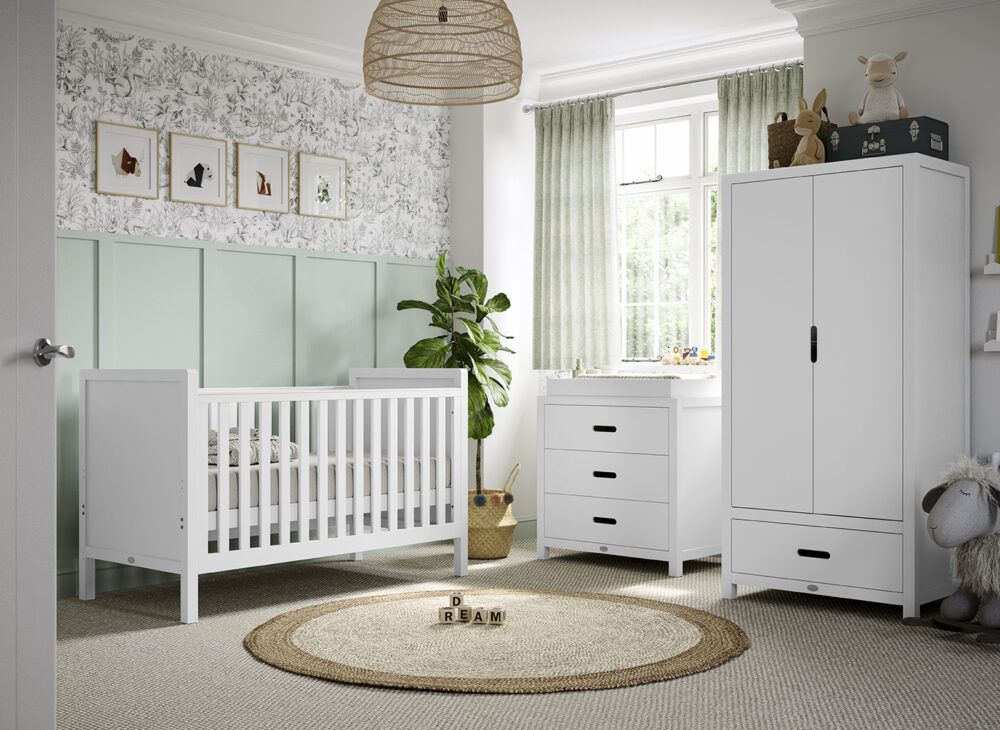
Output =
[{"x1": 1, "y1": 0, "x2": 57, "y2": 727}]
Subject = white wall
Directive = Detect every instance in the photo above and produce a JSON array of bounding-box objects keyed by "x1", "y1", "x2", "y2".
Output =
[
  {"x1": 803, "y1": 1, "x2": 1000, "y2": 458},
  {"x1": 449, "y1": 101, "x2": 538, "y2": 522}
]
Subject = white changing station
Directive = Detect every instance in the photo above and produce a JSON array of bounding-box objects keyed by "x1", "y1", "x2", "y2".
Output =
[{"x1": 536, "y1": 375, "x2": 721, "y2": 576}]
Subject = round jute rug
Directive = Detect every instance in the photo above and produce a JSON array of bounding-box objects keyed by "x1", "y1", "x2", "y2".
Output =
[{"x1": 244, "y1": 589, "x2": 749, "y2": 693}]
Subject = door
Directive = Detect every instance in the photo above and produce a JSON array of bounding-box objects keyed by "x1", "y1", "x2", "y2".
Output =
[
  {"x1": 729, "y1": 177, "x2": 814, "y2": 512},
  {"x1": 813, "y1": 167, "x2": 903, "y2": 520},
  {"x1": 1, "y1": 1, "x2": 57, "y2": 728}
]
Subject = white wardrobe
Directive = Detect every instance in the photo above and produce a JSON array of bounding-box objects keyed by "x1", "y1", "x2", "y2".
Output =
[{"x1": 720, "y1": 154, "x2": 969, "y2": 617}]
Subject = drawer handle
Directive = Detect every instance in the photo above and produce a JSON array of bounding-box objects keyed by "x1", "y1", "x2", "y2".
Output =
[
  {"x1": 797, "y1": 549, "x2": 831, "y2": 560},
  {"x1": 593, "y1": 425, "x2": 617, "y2": 433},
  {"x1": 593, "y1": 516, "x2": 617, "y2": 525},
  {"x1": 593, "y1": 471, "x2": 617, "y2": 479}
]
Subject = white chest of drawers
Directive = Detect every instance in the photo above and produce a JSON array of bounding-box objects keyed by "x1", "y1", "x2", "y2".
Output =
[{"x1": 536, "y1": 376, "x2": 721, "y2": 576}]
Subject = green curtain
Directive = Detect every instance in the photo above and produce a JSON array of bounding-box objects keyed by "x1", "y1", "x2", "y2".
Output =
[
  {"x1": 533, "y1": 98, "x2": 620, "y2": 370},
  {"x1": 718, "y1": 64, "x2": 804, "y2": 174}
]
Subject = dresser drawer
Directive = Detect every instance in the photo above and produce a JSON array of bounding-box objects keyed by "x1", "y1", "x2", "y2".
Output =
[
  {"x1": 544, "y1": 405, "x2": 668, "y2": 455},
  {"x1": 544, "y1": 449, "x2": 668, "y2": 502},
  {"x1": 731, "y1": 520, "x2": 902, "y2": 592},
  {"x1": 544, "y1": 494, "x2": 669, "y2": 551}
]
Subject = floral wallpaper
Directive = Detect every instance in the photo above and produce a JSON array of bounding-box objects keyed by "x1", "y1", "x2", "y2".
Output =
[{"x1": 56, "y1": 20, "x2": 450, "y2": 258}]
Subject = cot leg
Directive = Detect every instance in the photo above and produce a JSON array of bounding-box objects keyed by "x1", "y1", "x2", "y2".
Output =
[
  {"x1": 721, "y1": 581, "x2": 738, "y2": 600},
  {"x1": 453, "y1": 536, "x2": 468, "y2": 577},
  {"x1": 537, "y1": 543, "x2": 551, "y2": 560},
  {"x1": 668, "y1": 559, "x2": 684, "y2": 578},
  {"x1": 78, "y1": 555, "x2": 96, "y2": 600},
  {"x1": 349, "y1": 552, "x2": 364, "y2": 562},
  {"x1": 180, "y1": 570, "x2": 198, "y2": 624}
]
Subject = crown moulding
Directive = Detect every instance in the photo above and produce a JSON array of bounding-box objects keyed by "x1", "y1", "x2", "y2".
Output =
[{"x1": 772, "y1": 0, "x2": 1000, "y2": 36}]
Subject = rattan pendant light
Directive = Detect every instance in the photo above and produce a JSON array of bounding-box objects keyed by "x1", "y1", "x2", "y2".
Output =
[{"x1": 363, "y1": 0, "x2": 522, "y2": 106}]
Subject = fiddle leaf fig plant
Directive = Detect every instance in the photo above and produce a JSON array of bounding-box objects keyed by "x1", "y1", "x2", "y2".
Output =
[{"x1": 397, "y1": 254, "x2": 513, "y2": 492}]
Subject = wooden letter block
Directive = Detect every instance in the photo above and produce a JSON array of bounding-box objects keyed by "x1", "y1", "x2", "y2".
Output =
[
  {"x1": 438, "y1": 608, "x2": 457, "y2": 624},
  {"x1": 448, "y1": 591, "x2": 465, "y2": 608},
  {"x1": 457, "y1": 607, "x2": 472, "y2": 622},
  {"x1": 488, "y1": 608, "x2": 506, "y2": 625},
  {"x1": 471, "y1": 607, "x2": 488, "y2": 625}
]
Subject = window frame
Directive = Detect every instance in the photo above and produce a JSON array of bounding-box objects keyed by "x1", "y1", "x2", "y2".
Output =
[{"x1": 615, "y1": 98, "x2": 719, "y2": 363}]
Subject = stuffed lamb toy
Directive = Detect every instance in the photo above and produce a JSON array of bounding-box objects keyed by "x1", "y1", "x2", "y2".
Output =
[
  {"x1": 848, "y1": 51, "x2": 909, "y2": 125},
  {"x1": 922, "y1": 455, "x2": 1000, "y2": 628}
]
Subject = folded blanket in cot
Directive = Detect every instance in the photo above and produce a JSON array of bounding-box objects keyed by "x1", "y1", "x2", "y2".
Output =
[{"x1": 208, "y1": 428, "x2": 300, "y2": 466}]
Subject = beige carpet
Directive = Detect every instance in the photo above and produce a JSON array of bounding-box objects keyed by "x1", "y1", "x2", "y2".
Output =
[
  {"x1": 245, "y1": 589, "x2": 748, "y2": 693},
  {"x1": 58, "y1": 539, "x2": 1000, "y2": 729}
]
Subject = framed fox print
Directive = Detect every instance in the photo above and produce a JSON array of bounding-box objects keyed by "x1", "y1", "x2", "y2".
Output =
[
  {"x1": 169, "y1": 132, "x2": 227, "y2": 207},
  {"x1": 298, "y1": 152, "x2": 347, "y2": 220},
  {"x1": 236, "y1": 143, "x2": 289, "y2": 213},
  {"x1": 95, "y1": 121, "x2": 159, "y2": 199}
]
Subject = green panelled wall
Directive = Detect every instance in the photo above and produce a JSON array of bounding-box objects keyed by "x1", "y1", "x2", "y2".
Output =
[{"x1": 54, "y1": 231, "x2": 436, "y2": 596}]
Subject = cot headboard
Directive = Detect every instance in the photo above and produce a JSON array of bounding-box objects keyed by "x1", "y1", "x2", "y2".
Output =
[{"x1": 349, "y1": 368, "x2": 466, "y2": 390}]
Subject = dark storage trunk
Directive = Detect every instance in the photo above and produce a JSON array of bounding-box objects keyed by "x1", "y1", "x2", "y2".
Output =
[{"x1": 826, "y1": 116, "x2": 948, "y2": 162}]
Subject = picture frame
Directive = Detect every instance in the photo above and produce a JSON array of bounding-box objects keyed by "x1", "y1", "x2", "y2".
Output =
[
  {"x1": 298, "y1": 152, "x2": 348, "y2": 220},
  {"x1": 169, "y1": 132, "x2": 227, "y2": 207},
  {"x1": 95, "y1": 121, "x2": 159, "y2": 199},
  {"x1": 236, "y1": 143, "x2": 289, "y2": 213}
]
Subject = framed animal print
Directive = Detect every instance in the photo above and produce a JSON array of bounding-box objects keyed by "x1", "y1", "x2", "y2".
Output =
[
  {"x1": 298, "y1": 152, "x2": 348, "y2": 220},
  {"x1": 95, "y1": 121, "x2": 159, "y2": 199},
  {"x1": 169, "y1": 132, "x2": 227, "y2": 207},
  {"x1": 236, "y1": 143, "x2": 289, "y2": 214}
]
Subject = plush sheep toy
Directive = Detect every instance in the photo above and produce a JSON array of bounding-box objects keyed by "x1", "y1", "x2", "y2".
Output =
[
  {"x1": 848, "y1": 51, "x2": 909, "y2": 125},
  {"x1": 922, "y1": 455, "x2": 1000, "y2": 628}
]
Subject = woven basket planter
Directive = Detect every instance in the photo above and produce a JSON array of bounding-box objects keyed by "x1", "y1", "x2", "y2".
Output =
[{"x1": 468, "y1": 489, "x2": 517, "y2": 559}]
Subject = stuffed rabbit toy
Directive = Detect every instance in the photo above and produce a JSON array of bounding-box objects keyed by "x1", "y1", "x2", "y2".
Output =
[{"x1": 773, "y1": 89, "x2": 827, "y2": 168}]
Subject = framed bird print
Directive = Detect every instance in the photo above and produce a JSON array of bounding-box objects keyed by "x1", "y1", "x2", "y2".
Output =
[
  {"x1": 298, "y1": 152, "x2": 347, "y2": 220},
  {"x1": 95, "y1": 121, "x2": 159, "y2": 199},
  {"x1": 236, "y1": 143, "x2": 289, "y2": 214},
  {"x1": 169, "y1": 132, "x2": 227, "y2": 207}
]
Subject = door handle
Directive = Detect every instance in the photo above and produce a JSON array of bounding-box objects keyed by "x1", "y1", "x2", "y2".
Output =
[
  {"x1": 797, "y1": 548, "x2": 831, "y2": 560},
  {"x1": 33, "y1": 338, "x2": 75, "y2": 367},
  {"x1": 593, "y1": 516, "x2": 617, "y2": 525},
  {"x1": 593, "y1": 471, "x2": 617, "y2": 479},
  {"x1": 810, "y1": 325, "x2": 818, "y2": 363},
  {"x1": 593, "y1": 425, "x2": 617, "y2": 433}
]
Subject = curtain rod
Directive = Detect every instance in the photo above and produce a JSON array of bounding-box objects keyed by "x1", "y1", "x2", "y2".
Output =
[{"x1": 521, "y1": 58, "x2": 803, "y2": 114}]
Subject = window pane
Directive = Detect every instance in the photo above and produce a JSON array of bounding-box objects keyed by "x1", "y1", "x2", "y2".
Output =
[
  {"x1": 707, "y1": 186, "x2": 719, "y2": 353},
  {"x1": 659, "y1": 302, "x2": 688, "y2": 352},
  {"x1": 620, "y1": 194, "x2": 656, "y2": 251},
  {"x1": 705, "y1": 112, "x2": 719, "y2": 174},
  {"x1": 624, "y1": 305, "x2": 655, "y2": 360},
  {"x1": 625, "y1": 250, "x2": 654, "y2": 303},
  {"x1": 658, "y1": 192, "x2": 690, "y2": 356},
  {"x1": 621, "y1": 125, "x2": 655, "y2": 183},
  {"x1": 655, "y1": 118, "x2": 689, "y2": 178}
]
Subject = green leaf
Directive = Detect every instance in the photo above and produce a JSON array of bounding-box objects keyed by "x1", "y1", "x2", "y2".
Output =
[
  {"x1": 467, "y1": 377, "x2": 488, "y2": 413},
  {"x1": 468, "y1": 399, "x2": 495, "y2": 440},
  {"x1": 484, "y1": 377, "x2": 510, "y2": 408},
  {"x1": 464, "y1": 271, "x2": 489, "y2": 303},
  {"x1": 435, "y1": 253, "x2": 447, "y2": 278},
  {"x1": 402, "y1": 337, "x2": 449, "y2": 369},
  {"x1": 481, "y1": 357, "x2": 512, "y2": 386},
  {"x1": 485, "y1": 293, "x2": 511, "y2": 313},
  {"x1": 397, "y1": 299, "x2": 444, "y2": 316}
]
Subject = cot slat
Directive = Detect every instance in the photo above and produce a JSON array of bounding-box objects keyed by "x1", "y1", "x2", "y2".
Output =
[
  {"x1": 257, "y1": 403, "x2": 272, "y2": 548},
  {"x1": 436, "y1": 397, "x2": 446, "y2": 526},
  {"x1": 387, "y1": 398, "x2": 398, "y2": 531},
  {"x1": 216, "y1": 405, "x2": 230, "y2": 554},
  {"x1": 278, "y1": 401, "x2": 291, "y2": 545},
  {"x1": 316, "y1": 400, "x2": 329, "y2": 540},
  {"x1": 370, "y1": 399, "x2": 381, "y2": 534},
  {"x1": 404, "y1": 398, "x2": 415, "y2": 529},
  {"x1": 335, "y1": 401, "x2": 347, "y2": 539},
  {"x1": 238, "y1": 402, "x2": 252, "y2": 550},
  {"x1": 296, "y1": 401, "x2": 310, "y2": 542},
  {"x1": 451, "y1": 396, "x2": 461, "y2": 521},
  {"x1": 420, "y1": 397, "x2": 431, "y2": 528},
  {"x1": 353, "y1": 399, "x2": 365, "y2": 537}
]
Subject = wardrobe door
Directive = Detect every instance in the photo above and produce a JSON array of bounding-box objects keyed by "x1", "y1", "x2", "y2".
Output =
[
  {"x1": 813, "y1": 167, "x2": 903, "y2": 520},
  {"x1": 729, "y1": 177, "x2": 814, "y2": 512}
]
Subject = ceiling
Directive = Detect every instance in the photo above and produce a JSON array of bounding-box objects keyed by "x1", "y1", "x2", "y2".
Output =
[{"x1": 132, "y1": 0, "x2": 796, "y2": 76}]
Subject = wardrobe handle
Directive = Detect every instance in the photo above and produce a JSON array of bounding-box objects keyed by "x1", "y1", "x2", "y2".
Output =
[
  {"x1": 593, "y1": 471, "x2": 617, "y2": 479},
  {"x1": 810, "y1": 325, "x2": 818, "y2": 363},
  {"x1": 593, "y1": 425, "x2": 617, "y2": 433},
  {"x1": 593, "y1": 516, "x2": 618, "y2": 525},
  {"x1": 797, "y1": 548, "x2": 831, "y2": 560}
]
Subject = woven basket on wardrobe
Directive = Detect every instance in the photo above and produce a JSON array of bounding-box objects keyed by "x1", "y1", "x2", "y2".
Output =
[{"x1": 768, "y1": 108, "x2": 837, "y2": 167}]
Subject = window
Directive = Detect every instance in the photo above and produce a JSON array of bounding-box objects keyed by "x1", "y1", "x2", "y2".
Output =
[{"x1": 616, "y1": 101, "x2": 718, "y2": 361}]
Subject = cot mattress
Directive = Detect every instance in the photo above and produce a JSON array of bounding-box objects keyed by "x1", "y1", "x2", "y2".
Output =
[{"x1": 207, "y1": 454, "x2": 451, "y2": 512}]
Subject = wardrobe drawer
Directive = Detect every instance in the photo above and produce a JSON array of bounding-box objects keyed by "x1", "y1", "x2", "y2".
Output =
[
  {"x1": 544, "y1": 494, "x2": 669, "y2": 551},
  {"x1": 731, "y1": 520, "x2": 902, "y2": 592},
  {"x1": 544, "y1": 449, "x2": 668, "y2": 502},
  {"x1": 544, "y1": 405, "x2": 668, "y2": 455}
]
